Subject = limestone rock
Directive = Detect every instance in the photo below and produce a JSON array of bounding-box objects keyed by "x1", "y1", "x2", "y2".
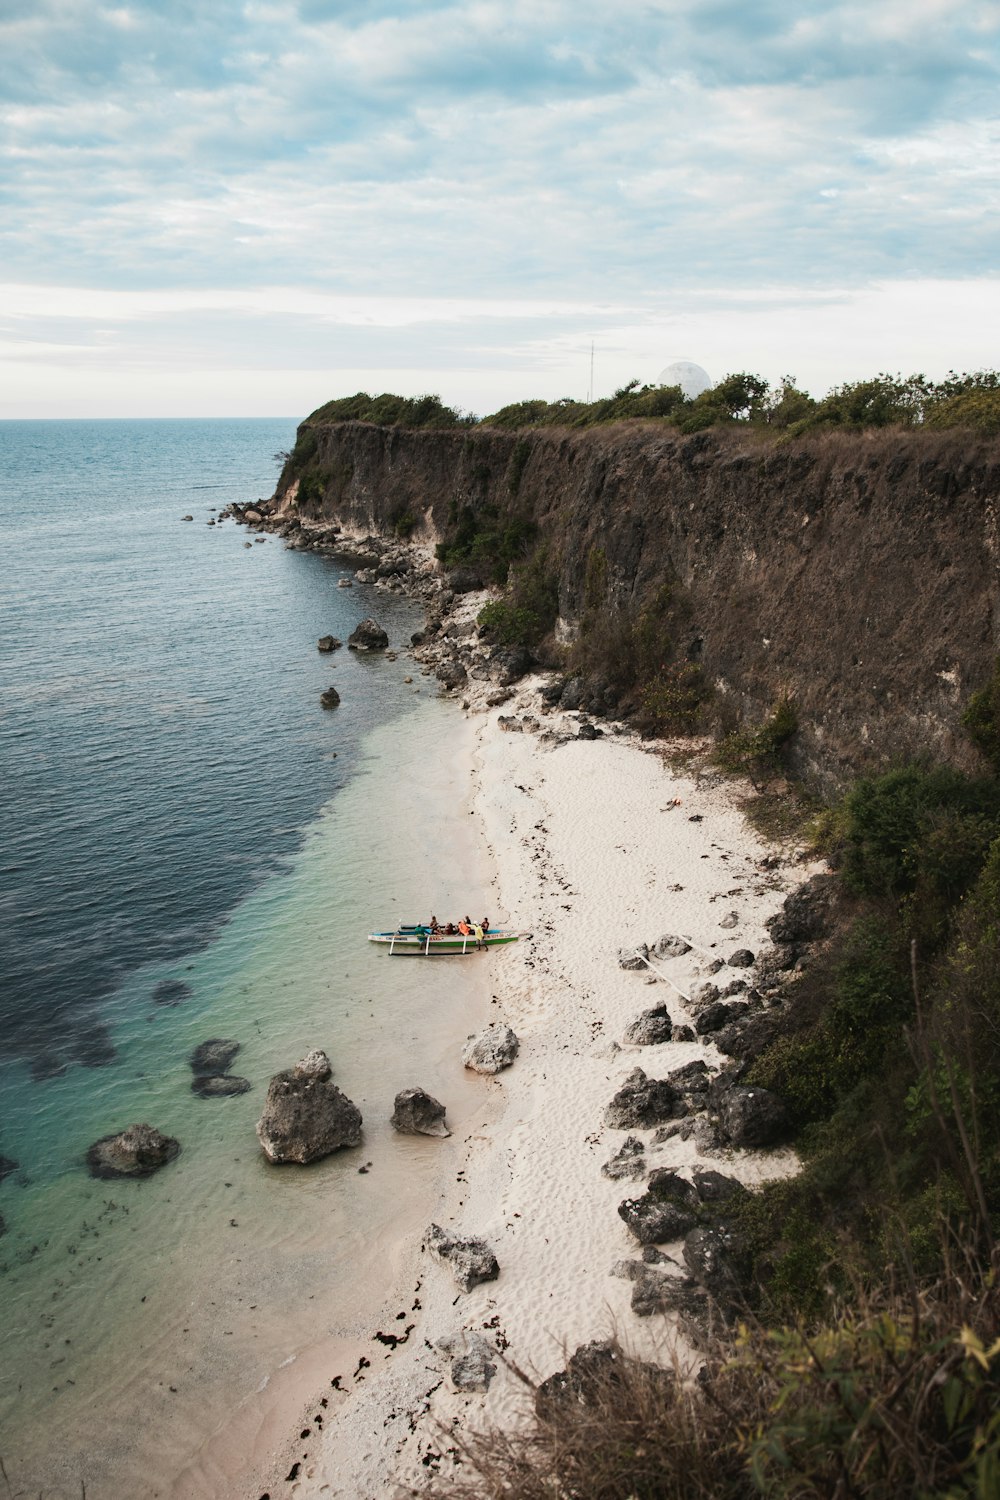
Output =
[
  {"x1": 317, "y1": 635, "x2": 342, "y2": 652},
  {"x1": 87, "y1": 1123, "x2": 180, "y2": 1179},
  {"x1": 436, "y1": 1331, "x2": 497, "y2": 1391},
  {"x1": 391, "y1": 1088, "x2": 450, "y2": 1137},
  {"x1": 347, "y1": 618, "x2": 389, "y2": 651},
  {"x1": 618, "y1": 943, "x2": 649, "y2": 971},
  {"x1": 256, "y1": 1050, "x2": 362, "y2": 1163},
  {"x1": 728, "y1": 949, "x2": 755, "y2": 968},
  {"x1": 320, "y1": 685, "x2": 341, "y2": 708},
  {"x1": 462, "y1": 1023, "x2": 519, "y2": 1075},
  {"x1": 424, "y1": 1223, "x2": 499, "y2": 1292},
  {"x1": 652, "y1": 934, "x2": 692, "y2": 959},
  {"x1": 623, "y1": 1004, "x2": 673, "y2": 1046},
  {"x1": 604, "y1": 1068, "x2": 677, "y2": 1129},
  {"x1": 601, "y1": 1135, "x2": 646, "y2": 1182}
]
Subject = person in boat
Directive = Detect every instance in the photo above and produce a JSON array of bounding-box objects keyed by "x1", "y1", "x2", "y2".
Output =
[
  {"x1": 457, "y1": 917, "x2": 472, "y2": 936},
  {"x1": 428, "y1": 915, "x2": 441, "y2": 934},
  {"x1": 444, "y1": 921, "x2": 457, "y2": 935}
]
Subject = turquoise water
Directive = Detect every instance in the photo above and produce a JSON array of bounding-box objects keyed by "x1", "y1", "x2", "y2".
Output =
[{"x1": 0, "y1": 422, "x2": 495, "y2": 1495}]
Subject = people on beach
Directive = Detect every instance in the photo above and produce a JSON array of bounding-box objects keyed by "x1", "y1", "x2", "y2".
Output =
[
  {"x1": 481, "y1": 917, "x2": 491, "y2": 936},
  {"x1": 473, "y1": 922, "x2": 485, "y2": 949}
]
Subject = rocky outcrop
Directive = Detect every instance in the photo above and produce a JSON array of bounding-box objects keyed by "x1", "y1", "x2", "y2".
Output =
[
  {"x1": 87, "y1": 1123, "x2": 180, "y2": 1179},
  {"x1": 256, "y1": 1049, "x2": 362, "y2": 1163},
  {"x1": 390, "y1": 1088, "x2": 450, "y2": 1137},
  {"x1": 623, "y1": 1004, "x2": 673, "y2": 1046},
  {"x1": 719, "y1": 1085, "x2": 789, "y2": 1148},
  {"x1": 270, "y1": 418, "x2": 1000, "y2": 788},
  {"x1": 604, "y1": 1068, "x2": 677, "y2": 1129},
  {"x1": 317, "y1": 635, "x2": 342, "y2": 652},
  {"x1": 424, "y1": 1223, "x2": 499, "y2": 1292},
  {"x1": 320, "y1": 685, "x2": 341, "y2": 708},
  {"x1": 191, "y1": 1038, "x2": 241, "y2": 1075},
  {"x1": 462, "y1": 1023, "x2": 519, "y2": 1074}
]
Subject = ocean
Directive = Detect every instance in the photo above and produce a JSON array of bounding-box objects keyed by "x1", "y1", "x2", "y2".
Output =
[{"x1": 0, "y1": 420, "x2": 494, "y2": 1495}]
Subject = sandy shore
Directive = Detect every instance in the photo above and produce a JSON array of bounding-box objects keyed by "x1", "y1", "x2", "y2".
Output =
[{"x1": 267, "y1": 681, "x2": 822, "y2": 1498}]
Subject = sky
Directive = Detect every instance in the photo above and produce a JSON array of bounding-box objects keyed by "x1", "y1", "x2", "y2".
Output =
[{"x1": 1, "y1": 0, "x2": 998, "y2": 418}]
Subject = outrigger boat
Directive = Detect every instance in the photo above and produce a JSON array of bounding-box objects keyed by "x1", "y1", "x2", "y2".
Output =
[{"x1": 368, "y1": 925, "x2": 528, "y2": 956}]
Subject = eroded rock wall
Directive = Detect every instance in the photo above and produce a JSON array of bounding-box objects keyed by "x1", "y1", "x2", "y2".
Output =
[{"x1": 274, "y1": 421, "x2": 1000, "y2": 787}]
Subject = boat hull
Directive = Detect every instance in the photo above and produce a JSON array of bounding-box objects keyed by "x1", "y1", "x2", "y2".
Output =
[{"x1": 368, "y1": 928, "x2": 526, "y2": 956}]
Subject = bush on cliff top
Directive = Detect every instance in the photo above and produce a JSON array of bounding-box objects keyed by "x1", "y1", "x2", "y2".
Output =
[{"x1": 304, "y1": 391, "x2": 472, "y2": 429}]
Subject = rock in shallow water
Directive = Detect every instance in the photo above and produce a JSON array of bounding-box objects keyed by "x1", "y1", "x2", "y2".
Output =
[
  {"x1": 87, "y1": 1123, "x2": 180, "y2": 1179},
  {"x1": 153, "y1": 979, "x2": 192, "y2": 1007},
  {"x1": 391, "y1": 1087, "x2": 450, "y2": 1137},
  {"x1": 347, "y1": 618, "x2": 389, "y2": 651},
  {"x1": 192, "y1": 1075, "x2": 252, "y2": 1098},
  {"x1": 256, "y1": 1049, "x2": 362, "y2": 1163},
  {"x1": 190, "y1": 1038, "x2": 241, "y2": 1076}
]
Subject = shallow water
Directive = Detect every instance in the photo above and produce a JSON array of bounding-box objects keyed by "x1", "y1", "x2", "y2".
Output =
[{"x1": 0, "y1": 421, "x2": 497, "y2": 1495}]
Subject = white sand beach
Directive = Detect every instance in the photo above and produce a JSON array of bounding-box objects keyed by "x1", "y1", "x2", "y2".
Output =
[{"x1": 253, "y1": 680, "x2": 822, "y2": 1500}]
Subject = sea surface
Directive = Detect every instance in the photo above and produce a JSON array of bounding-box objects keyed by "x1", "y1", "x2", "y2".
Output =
[{"x1": 0, "y1": 420, "x2": 494, "y2": 1495}]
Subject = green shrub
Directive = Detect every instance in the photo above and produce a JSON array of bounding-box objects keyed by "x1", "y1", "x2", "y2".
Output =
[
  {"x1": 638, "y1": 663, "x2": 708, "y2": 734},
  {"x1": 963, "y1": 656, "x2": 1000, "y2": 770},
  {"x1": 714, "y1": 695, "x2": 798, "y2": 777}
]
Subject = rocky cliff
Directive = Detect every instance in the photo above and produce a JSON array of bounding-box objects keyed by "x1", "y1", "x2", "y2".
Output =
[{"x1": 273, "y1": 419, "x2": 1000, "y2": 788}]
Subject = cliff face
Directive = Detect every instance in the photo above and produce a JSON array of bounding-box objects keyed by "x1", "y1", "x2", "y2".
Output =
[{"x1": 274, "y1": 420, "x2": 1000, "y2": 788}]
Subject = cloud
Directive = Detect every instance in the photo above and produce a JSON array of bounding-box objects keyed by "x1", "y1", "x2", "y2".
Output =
[{"x1": 0, "y1": 1, "x2": 997, "y2": 413}]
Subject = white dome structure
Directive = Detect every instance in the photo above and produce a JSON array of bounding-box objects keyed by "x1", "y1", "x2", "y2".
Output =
[{"x1": 658, "y1": 359, "x2": 712, "y2": 398}]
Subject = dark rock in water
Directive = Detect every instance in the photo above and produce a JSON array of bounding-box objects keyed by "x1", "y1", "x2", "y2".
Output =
[
  {"x1": 192, "y1": 1075, "x2": 252, "y2": 1098},
  {"x1": 391, "y1": 1087, "x2": 450, "y2": 1137},
  {"x1": 601, "y1": 1135, "x2": 646, "y2": 1182},
  {"x1": 424, "y1": 1223, "x2": 499, "y2": 1292},
  {"x1": 604, "y1": 1068, "x2": 677, "y2": 1129},
  {"x1": 0, "y1": 1154, "x2": 19, "y2": 1184},
  {"x1": 347, "y1": 618, "x2": 389, "y2": 651},
  {"x1": 719, "y1": 1085, "x2": 788, "y2": 1147},
  {"x1": 317, "y1": 635, "x2": 342, "y2": 652},
  {"x1": 623, "y1": 1004, "x2": 673, "y2": 1046},
  {"x1": 72, "y1": 1023, "x2": 117, "y2": 1068},
  {"x1": 320, "y1": 685, "x2": 341, "y2": 708},
  {"x1": 462, "y1": 1023, "x2": 519, "y2": 1074},
  {"x1": 0, "y1": 1213, "x2": 5, "y2": 1237},
  {"x1": 153, "y1": 979, "x2": 192, "y2": 1007},
  {"x1": 618, "y1": 943, "x2": 649, "y2": 971},
  {"x1": 87, "y1": 1123, "x2": 181, "y2": 1179},
  {"x1": 190, "y1": 1038, "x2": 241, "y2": 1076},
  {"x1": 256, "y1": 1049, "x2": 362, "y2": 1163},
  {"x1": 30, "y1": 1051, "x2": 67, "y2": 1082},
  {"x1": 728, "y1": 949, "x2": 755, "y2": 968}
]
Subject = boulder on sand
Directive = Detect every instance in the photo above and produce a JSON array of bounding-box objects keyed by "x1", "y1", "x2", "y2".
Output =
[
  {"x1": 623, "y1": 1004, "x2": 673, "y2": 1046},
  {"x1": 424, "y1": 1223, "x2": 499, "y2": 1292},
  {"x1": 604, "y1": 1067, "x2": 677, "y2": 1129},
  {"x1": 391, "y1": 1088, "x2": 450, "y2": 1137},
  {"x1": 462, "y1": 1023, "x2": 519, "y2": 1074},
  {"x1": 86, "y1": 1123, "x2": 180, "y2": 1179},
  {"x1": 347, "y1": 618, "x2": 389, "y2": 651},
  {"x1": 256, "y1": 1049, "x2": 362, "y2": 1163}
]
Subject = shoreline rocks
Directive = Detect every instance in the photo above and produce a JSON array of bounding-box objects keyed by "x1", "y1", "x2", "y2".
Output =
[
  {"x1": 256, "y1": 1049, "x2": 362, "y2": 1164},
  {"x1": 390, "y1": 1088, "x2": 450, "y2": 1137},
  {"x1": 424, "y1": 1223, "x2": 499, "y2": 1292},
  {"x1": 461, "y1": 1023, "x2": 519, "y2": 1075}
]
